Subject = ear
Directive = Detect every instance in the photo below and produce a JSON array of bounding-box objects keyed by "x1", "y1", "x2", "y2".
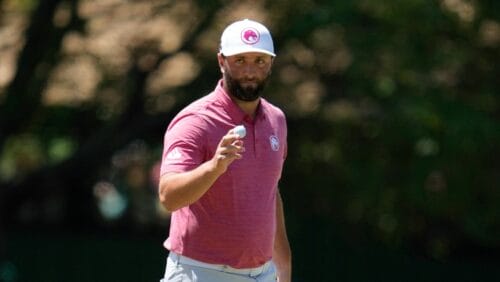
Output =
[{"x1": 217, "y1": 53, "x2": 225, "y2": 73}]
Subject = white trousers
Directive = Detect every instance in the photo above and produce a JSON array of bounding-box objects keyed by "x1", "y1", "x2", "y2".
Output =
[{"x1": 161, "y1": 252, "x2": 277, "y2": 282}]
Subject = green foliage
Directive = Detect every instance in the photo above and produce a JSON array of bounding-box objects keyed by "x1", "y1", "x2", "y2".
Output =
[
  {"x1": 3, "y1": 0, "x2": 38, "y2": 12},
  {"x1": 1, "y1": 0, "x2": 499, "y2": 267}
]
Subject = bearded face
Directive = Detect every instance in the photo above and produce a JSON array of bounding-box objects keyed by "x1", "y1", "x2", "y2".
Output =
[
  {"x1": 219, "y1": 53, "x2": 273, "y2": 102},
  {"x1": 224, "y1": 71, "x2": 269, "y2": 102}
]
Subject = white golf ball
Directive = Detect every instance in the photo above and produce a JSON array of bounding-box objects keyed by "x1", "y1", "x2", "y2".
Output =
[{"x1": 233, "y1": 125, "x2": 246, "y2": 138}]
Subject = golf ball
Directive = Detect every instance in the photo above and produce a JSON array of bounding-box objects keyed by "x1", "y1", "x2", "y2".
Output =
[{"x1": 233, "y1": 125, "x2": 246, "y2": 138}]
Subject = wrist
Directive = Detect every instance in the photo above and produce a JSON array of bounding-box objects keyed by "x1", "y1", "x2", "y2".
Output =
[{"x1": 207, "y1": 157, "x2": 227, "y2": 175}]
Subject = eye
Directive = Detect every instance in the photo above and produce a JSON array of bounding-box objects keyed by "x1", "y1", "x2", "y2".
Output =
[
  {"x1": 256, "y1": 57, "x2": 271, "y2": 66},
  {"x1": 235, "y1": 58, "x2": 245, "y2": 65}
]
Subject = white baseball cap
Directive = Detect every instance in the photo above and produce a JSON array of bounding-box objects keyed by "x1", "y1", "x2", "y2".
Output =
[{"x1": 220, "y1": 19, "x2": 276, "y2": 57}]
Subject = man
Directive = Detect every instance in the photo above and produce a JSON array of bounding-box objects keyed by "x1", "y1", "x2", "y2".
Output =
[{"x1": 159, "y1": 19, "x2": 291, "y2": 282}]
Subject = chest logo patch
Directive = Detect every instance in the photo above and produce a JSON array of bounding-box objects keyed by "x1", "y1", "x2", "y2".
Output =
[{"x1": 269, "y1": 135, "x2": 280, "y2": 151}]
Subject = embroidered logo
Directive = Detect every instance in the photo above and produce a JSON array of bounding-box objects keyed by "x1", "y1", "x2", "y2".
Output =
[
  {"x1": 269, "y1": 135, "x2": 280, "y2": 151},
  {"x1": 166, "y1": 147, "x2": 182, "y2": 160},
  {"x1": 241, "y1": 27, "x2": 260, "y2": 45}
]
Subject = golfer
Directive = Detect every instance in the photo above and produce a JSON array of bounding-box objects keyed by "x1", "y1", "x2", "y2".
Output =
[{"x1": 159, "y1": 19, "x2": 291, "y2": 282}]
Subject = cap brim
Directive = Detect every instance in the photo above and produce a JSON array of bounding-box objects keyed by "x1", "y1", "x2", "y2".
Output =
[{"x1": 221, "y1": 47, "x2": 276, "y2": 57}]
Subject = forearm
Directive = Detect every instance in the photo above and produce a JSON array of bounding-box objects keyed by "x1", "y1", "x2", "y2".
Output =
[
  {"x1": 159, "y1": 128, "x2": 245, "y2": 212},
  {"x1": 158, "y1": 159, "x2": 223, "y2": 212},
  {"x1": 274, "y1": 191, "x2": 292, "y2": 281}
]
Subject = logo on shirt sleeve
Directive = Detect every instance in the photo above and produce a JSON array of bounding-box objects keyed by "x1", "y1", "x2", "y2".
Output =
[
  {"x1": 166, "y1": 147, "x2": 182, "y2": 160},
  {"x1": 269, "y1": 135, "x2": 280, "y2": 151}
]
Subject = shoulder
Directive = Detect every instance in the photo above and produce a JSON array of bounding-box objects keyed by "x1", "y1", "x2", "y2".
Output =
[
  {"x1": 168, "y1": 92, "x2": 219, "y2": 130},
  {"x1": 178, "y1": 92, "x2": 218, "y2": 117},
  {"x1": 260, "y1": 98, "x2": 286, "y2": 121}
]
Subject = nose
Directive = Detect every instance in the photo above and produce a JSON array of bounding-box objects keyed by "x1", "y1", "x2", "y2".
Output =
[{"x1": 242, "y1": 64, "x2": 257, "y2": 80}]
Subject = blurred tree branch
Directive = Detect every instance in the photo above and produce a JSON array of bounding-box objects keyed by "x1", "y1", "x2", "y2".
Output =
[
  {"x1": 0, "y1": 0, "x2": 221, "y2": 228},
  {"x1": 0, "y1": 0, "x2": 82, "y2": 150}
]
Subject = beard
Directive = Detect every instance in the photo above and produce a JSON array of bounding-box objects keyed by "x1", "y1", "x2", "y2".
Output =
[{"x1": 225, "y1": 73, "x2": 269, "y2": 102}]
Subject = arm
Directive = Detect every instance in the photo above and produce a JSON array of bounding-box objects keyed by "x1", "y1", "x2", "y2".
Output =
[
  {"x1": 159, "y1": 130, "x2": 244, "y2": 212},
  {"x1": 273, "y1": 190, "x2": 292, "y2": 282}
]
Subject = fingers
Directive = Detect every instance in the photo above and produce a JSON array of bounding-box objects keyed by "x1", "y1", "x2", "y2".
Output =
[
  {"x1": 217, "y1": 140, "x2": 244, "y2": 160},
  {"x1": 219, "y1": 133, "x2": 239, "y2": 146},
  {"x1": 219, "y1": 127, "x2": 246, "y2": 147},
  {"x1": 215, "y1": 130, "x2": 245, "y2": 162}
]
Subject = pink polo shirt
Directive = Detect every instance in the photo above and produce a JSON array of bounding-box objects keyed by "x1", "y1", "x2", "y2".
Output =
[{"x1": 160, "y1": 80, "x2": 287, "y2": 268}]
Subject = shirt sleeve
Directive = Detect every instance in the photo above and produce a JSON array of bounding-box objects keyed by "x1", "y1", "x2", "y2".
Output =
[{"x1": 160, "y1": 114, "x2": 207, "y2": 176}]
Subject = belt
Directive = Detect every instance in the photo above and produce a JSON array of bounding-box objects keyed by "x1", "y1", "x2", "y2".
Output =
[{"x1": 168, "y1": 252, "x2": 271, "y2": 276}]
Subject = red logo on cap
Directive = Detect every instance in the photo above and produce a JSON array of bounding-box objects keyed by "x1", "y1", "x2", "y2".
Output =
[{"x1": 241, "y1": 28, "x2": 260, "y2": 45}]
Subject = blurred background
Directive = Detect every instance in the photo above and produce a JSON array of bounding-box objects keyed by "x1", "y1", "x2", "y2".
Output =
[{"x1": 1, "y1": 0, "x2": 499, "y2": 281}]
